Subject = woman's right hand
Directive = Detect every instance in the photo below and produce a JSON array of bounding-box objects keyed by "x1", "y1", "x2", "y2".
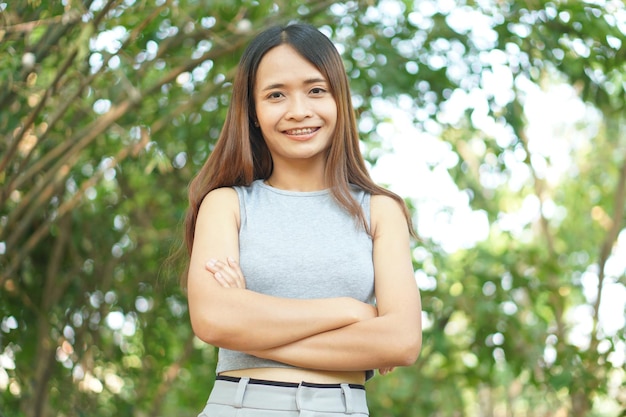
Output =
[{"x1": 206, "y1": 257, "x2": 247, "y2": 289}]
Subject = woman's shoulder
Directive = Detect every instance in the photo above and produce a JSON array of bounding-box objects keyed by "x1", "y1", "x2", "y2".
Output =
[
  {"x1": 198, "y1": 187, "x2": 240, "y2": 218},
  {"x1": 370, "y1": 194, "x2": 404, "y2": 214},
  {"x1": 205, "y1": 186, "x2": 239, "y2": 201},
  {"x1": 370, "y1": 194, "x2": 409, "y2": 235}
]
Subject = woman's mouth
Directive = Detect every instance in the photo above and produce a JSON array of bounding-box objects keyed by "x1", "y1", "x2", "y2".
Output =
[{"x1": 283, "y1": 127, "x2": 320, "y2": 136}]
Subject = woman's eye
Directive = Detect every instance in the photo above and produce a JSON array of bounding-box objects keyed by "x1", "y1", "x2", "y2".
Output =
[
  {"x1": 268, "y1": 92, "x2": 283, "y2": 99},
  {"x1": 310, "y1": 88, "x2": 326, "y2": 95}
]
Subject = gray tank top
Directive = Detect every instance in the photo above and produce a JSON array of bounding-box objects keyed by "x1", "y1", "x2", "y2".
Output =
[{"x1": 215, "y1": 179, "x2": 375, "y2": 376}]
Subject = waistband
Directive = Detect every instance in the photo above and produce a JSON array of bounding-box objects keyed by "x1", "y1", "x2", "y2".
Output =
[
  {"x1": 208, "y1": 375, "x2": 369, "y2": 414},
  {"x1": 216, "y1": 375, "x2": 366, "y2": 389}
]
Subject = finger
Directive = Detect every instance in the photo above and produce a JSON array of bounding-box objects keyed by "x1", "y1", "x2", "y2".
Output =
[
  {"x1": 227, "y1": 257, "x2": 246, "y2": 289},
  {"x1": 219, "y1": 266, "x2": 244, "y2": 289},
  {"x1": 216, "y1": 267, "x2": 241, "y2": 288},
  {"x1": 206, "y1": 258, "x2": 236, "y2": 273},
  {"x1": 212, "y1": 271, "x2": 233, "y2": 288},
  {"x1": 205, "y1": 259, "x2": 220, "y2": 273},
  {"x1": 206, "y1": 260, "x2": 239, "y2": 288},
  {"x1": 207, "y1": 258, "x2": 246, "y2": 289},
  {"x1": 378, "y1": 367, "x2": 394, "y2": 375},
  {"x1": 206, "y1": 259, "x2": 232, "y2": 275}
]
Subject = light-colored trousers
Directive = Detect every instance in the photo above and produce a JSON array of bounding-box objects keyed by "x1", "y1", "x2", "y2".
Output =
[{"x1": 198, "y1": 376, "x2": 369, "y2": 416}]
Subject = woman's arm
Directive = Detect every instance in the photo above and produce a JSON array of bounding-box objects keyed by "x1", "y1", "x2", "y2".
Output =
[
  {"x1": 186, "y1": 188, "x2": 377, "y2": 352},
  {"x1": 244, "y1": 195, "x2": 422, "y2": 370}
]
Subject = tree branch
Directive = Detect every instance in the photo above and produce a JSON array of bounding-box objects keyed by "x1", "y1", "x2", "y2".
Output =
[{"x1": 0, "y1": 119, "x2": 149, "y2": 285}]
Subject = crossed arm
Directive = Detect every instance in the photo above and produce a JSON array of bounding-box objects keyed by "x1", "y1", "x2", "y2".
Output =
[{"x1": 186, "y1": 188, "x2": 422, "y2": 372}]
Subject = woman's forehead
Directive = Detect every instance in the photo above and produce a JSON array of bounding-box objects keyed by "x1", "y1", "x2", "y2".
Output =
[{"x1": 255, "y1": 45, "x2": 327, "y2": 90}]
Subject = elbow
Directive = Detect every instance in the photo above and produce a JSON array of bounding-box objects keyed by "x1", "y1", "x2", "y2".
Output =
[
  {"x1": 391, "y1": 332, "x2": 422, "y2": 367},
  {"x1": 190, "y1": 316, "x2": 217, "y2": 346},
  {"x1": 190, "y1": 314, "x2": 235, "y2": 347}
]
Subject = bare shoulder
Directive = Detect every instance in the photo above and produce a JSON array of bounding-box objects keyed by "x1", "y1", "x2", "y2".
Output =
[
  {"x1": 370, "y1": 194, "x2": 410, "y2": 237},
  {"x1": 197, "y1": 187, "x2": 240, "y2": 223},
  {"x1": 201, "y1": 186, "x2": 239, "y2": 205},
  {"x1": 370, "y1": 194, "x2": 406, "y2": 221}
]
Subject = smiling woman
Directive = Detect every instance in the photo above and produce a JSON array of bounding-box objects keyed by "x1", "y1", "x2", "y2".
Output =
[
  {"x1": 181, "y1": 23, "x2": 422, "y2": 417},
  {"x1": 254, "y1": 44, "x2": 337, "y2": 186}
]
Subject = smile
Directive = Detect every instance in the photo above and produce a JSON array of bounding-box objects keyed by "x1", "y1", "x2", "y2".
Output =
[{"x1": 283, "y1": 127, "x2": 319, "y2": 136}]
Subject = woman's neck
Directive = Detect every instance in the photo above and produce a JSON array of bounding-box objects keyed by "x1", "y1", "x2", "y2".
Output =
[{"x1": 265, "y1": 169, "x2": 327, "y2": 192}]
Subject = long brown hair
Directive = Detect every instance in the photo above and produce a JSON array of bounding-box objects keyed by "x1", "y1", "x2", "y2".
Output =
[{"x1": 181, "y1": 23, "x2": 415, "y2": 287}]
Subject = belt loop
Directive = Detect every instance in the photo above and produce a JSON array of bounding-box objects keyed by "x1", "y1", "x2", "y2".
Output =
[
  {"x1": 295, "y1": 382, "x2": 303, "y2": 411},
  {"x1": 341, "y1": 383, "x2": 354, "y2": 414},
  {"x1": 234, "y1": 377, "x2": 250, "y2": 408}
]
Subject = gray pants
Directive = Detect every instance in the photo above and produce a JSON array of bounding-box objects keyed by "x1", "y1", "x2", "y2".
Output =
[{"x1": 198, "y1": 376, "x2": 369, "y2": 416}]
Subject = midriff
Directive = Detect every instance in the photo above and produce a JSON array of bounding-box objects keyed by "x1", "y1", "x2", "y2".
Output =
[{"x1": 220, "y1": 368, "x2": 366, "y2": 384}]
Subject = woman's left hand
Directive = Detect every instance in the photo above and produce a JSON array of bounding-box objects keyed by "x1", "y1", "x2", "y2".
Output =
[
  {"x1": 378, "y1": 367, "x2": 395, "y2": 376},
  {"x1": 205, "y1": 257, "x2": 247, "y2": 289}
]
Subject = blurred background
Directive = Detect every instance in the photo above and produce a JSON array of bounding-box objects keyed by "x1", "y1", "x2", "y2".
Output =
[{"x1": 1, "y1": 0, "x2": 625, "y2": 416}]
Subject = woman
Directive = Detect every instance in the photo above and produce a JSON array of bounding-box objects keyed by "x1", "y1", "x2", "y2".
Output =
[{"x1": 183, "y1": 23, "x2": 422, "y2": 416}]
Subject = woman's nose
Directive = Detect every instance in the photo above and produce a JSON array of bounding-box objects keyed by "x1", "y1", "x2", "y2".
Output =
[{"x1": 286, "y1": 95, "x2": 313, "y2": 120}]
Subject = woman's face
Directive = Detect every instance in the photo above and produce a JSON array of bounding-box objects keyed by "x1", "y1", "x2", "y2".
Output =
[{"x1": 253, "y1": 44, "x2": 338, "y2": 169}]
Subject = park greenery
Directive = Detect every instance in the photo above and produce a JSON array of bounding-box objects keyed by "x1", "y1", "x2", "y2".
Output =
[{"x1": 1, "y1": 0, "x2": 625, "y2": 416}]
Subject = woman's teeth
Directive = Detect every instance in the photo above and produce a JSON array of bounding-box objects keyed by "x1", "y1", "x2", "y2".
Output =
[{"x1": 285, "y1": 127, "x2": 316, "y2": 135}]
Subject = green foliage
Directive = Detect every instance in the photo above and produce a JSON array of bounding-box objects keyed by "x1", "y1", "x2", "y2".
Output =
[{"x1": 1, "y1": 0, "x2": 625, "y2": 416}]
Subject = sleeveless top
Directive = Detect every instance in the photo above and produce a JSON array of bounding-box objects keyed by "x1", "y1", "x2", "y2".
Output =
[{"x1": 215, "y1": 179, "x2": 375, "y2": 378}]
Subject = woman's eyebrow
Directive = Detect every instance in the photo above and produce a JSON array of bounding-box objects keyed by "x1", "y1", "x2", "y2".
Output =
[{"x1": 260, "y1": 77, "x2": 327, "y2": 92}]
